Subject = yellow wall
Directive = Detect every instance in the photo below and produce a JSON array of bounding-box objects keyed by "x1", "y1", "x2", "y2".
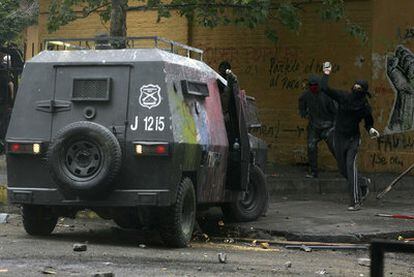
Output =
[
  {"x1": 27, "y1": 0, "x2": 414, "y2": 173},
  {"x1": 192, "y1": 1, "x2": 373, "y2": 170},
  {"x1": 363, "y1": 0, "x2": 414, "y2": 173}
]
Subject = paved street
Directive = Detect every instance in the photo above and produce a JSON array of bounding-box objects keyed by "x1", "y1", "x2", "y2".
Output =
[{"x1": 0, "y1": 214, "x2": 413, "y2": 276}]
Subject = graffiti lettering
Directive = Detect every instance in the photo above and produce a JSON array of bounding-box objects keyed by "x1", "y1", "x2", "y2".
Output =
[
  {"x1": 268, "y1": 57, "x2": 341, "y2": 90},
  {"x1": 269, "y1": 58, "x2": 300, "y2": 75},
  {"x1": 370, "y1": 153, "x2": 404, "y2": 168},
  {"x1": 283, "y1": 126, "x2": 306, "y2": 138},
  {"x1": 377, "y1": 134, "x2": 414, "y2": 152},
  {"x1": 371, "y1": 153, "x2": 387, "y2": 167},
  {"x1": 250, "y1": 121, "x2": 280, "y2": 139}
]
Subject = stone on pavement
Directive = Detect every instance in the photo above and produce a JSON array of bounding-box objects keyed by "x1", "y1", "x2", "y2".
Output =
[
  {"x1": 73, "y1": 243, "x2": 88, "y2": 252},
  {"x1": 0, "y1": 213, "x2": 8, "y2": 224}
]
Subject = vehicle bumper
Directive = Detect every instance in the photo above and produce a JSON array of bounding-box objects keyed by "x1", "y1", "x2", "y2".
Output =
[{"x1": 7, "y1": 187, "x2": 172, "y2": 207}]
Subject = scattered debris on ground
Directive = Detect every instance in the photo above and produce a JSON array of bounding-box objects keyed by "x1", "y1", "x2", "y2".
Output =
[
  {"x1": 218, "y1": 253, "x2": 227, "y2": 263},
  {"x1": 223, "y1": 238, "x2": 235, "y2": 244},
  {"x1": 41, "y1": 267, "x2": 57, "y2": 275},
  {"x1": 73, "y1": 243, "x2": 88, "y2": 252},
  {"x1": 315, "y1": 269, "x2": 327, "y2": 275},
  {"x1": 300, "y1": 245, "x2": 312, "y2": 252},
  {"x1": 91, "y1": 273, "x2": 114, "y2": 277},
  {"x1": 260, "y1": 242, "x2": 270, "y2": 249},
  {"x1": 376, "y1": 213, "x2": 414, "y2": 219},
  {"x1": 0, "y1": 213, "x2": 9, "y2": 224},
  {"x1": 358, "y1": 258, "x2": 371, "y2": 267},
  {"x1": 284, "y1": 261, "x2": 292, "y2": 269},
  {"x1": 212, "y1": 236, "x2": 369, "y2": 250}
]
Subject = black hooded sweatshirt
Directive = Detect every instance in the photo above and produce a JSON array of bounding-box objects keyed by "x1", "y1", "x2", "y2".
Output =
[
  {"x1": 321, "y1": 74, "x2": 374, "y2": 137},
  {"x1": 299, "y1": 75, "x2": 337, "y2": 129}
]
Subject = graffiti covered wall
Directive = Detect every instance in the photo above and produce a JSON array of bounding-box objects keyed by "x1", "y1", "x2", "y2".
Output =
[
  {"x1": 365, "y1": 0, "x2": 414, "y2": 173},
  {"x1": 191, "y1": 0, "x2": 372, "y2": 170}
]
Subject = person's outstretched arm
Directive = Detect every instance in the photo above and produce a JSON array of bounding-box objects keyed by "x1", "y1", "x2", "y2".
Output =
[
  {"x1": 320, "y1": 62, "x2": 348, "y2": 103},
  {"x1": 363, "y1": 103, "x2": 380, "y2": 138}
]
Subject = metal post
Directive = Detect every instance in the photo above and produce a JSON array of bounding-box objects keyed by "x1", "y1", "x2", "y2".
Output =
[{"x1": 370, "y1": 241, "x2": 384, "y2": 277}]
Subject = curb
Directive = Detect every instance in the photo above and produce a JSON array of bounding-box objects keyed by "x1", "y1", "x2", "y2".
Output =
[{"x1": 224, "y1": 224, "x2": 414, "y2": 244}]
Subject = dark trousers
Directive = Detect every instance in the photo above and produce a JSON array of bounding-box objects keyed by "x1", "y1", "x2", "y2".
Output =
[
  {"x1": 307, "y1": 125, "x2": 335, "y2": 175},
  {"x1": 334, "y1": 134, "x2": 368, "y2": 204}
]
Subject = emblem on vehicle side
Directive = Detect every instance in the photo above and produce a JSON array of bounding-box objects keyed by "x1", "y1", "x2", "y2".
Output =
[{"x1": 139, "y1": 84, "x2": 162, "y2": 109}]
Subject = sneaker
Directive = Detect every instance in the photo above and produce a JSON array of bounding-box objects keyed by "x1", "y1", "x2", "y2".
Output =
[
  {"x1": 305, "y1": 172, "x2": 318, "y2": 179},
  {"x1": 348, "y1": 203, "x2": 361, "y2": 211}
]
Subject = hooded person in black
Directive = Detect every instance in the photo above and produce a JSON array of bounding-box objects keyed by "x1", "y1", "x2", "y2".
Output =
[
  {"x1": 299, "y1": 75, "x2": 337, "y2": 178},
  {"x1": 321, "y1": 62, "x2": 380, "y2": 211}
]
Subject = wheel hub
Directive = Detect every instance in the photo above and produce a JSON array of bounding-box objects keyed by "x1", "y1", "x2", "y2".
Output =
[{"x1": 65, "y1": 140, "x2": 102, "y2": 178}]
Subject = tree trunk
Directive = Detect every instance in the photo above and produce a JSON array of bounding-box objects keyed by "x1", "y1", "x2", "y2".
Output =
[{"x1": 110, "y1": 0, "x2": 128, "y2": 48}]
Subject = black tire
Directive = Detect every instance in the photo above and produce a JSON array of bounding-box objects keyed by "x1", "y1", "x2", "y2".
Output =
[
  {"x1": 159, "y1": 178, "x2": 196, "y2": 248},
  {"x1": 222, "y1": 165, "x2": 268, "y2": 222},
  {"x1": 22, "y1": 205, "x2": 58, "y2": 236},
  {"x1": 48, "y1": 121, "x2": 122, "y2": 198}
]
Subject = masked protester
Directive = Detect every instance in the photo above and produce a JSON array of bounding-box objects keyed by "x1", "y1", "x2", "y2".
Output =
[
  {"x1": 321, "y1": 62, "x2": 380, "y2": 211},
  {"x1": 218, "y1": 61, "x2": 232, "y2": 116},
  {"x1": 299, "y1": 75, "x2": 337, "y2": 178}
]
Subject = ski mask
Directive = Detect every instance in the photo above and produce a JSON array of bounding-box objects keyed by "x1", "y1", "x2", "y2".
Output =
[
  {"x1": 308, "y1": 75, "x2": 320, "y2": 94},
  {"x1": 352, "y1": 80, "x2": 371, "y2": 98}
]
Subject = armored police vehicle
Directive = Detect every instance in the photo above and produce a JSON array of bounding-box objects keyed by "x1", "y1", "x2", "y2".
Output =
[{"x1": 6, "y1": 37, "x2": 268, "y2": 247}]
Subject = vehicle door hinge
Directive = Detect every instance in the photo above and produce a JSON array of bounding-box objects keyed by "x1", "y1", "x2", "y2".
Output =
[{"x1": 36, "y1": 99, "x2": 72, "y2": 113}]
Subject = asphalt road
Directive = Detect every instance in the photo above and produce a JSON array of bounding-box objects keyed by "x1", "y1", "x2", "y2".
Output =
[{"x1": 0, "y1": 214, "x2": 413, "y2": 276}]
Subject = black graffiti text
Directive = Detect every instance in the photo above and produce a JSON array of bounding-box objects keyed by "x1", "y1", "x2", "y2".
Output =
[{"x1": 377, "y1": 134, "x2": 414, "y2": 152}]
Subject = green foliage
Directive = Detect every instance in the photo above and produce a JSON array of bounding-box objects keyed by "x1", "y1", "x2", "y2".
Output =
[
  {"x1": 46, "y1": 0, "x2": 368, "y2": 43},
  {"x1": 47, "y1": 0, "x2": 111, "y2": 33},
  {"x1": 320, "y1": 0, "x2": 367, "y2": 43},
  {"x1": 0, "y1": 0, "x2": 38, "y2": 45}
]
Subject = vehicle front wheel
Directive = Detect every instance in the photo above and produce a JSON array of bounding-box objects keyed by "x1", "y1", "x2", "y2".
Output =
[
  {"x1": 222, "y1": 165, "x2": 269, "y2": 222},
  {"x1": 159, "y1": 178, "x2": 196, "y2": 248},
  {"x1": 22, "y1": 205, "x2": 58, "y2": 236}
]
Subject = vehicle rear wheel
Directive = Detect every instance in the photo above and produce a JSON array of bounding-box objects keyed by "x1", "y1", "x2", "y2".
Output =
[
  {"x1": 222, "y1": 165, "x2": 268, "y2": 222},
  {"x1": 159, "y1": 178, "x2": 196, "y2": 248},
  {"x1": 22, "y1": 205, "x2": 58, "y2": 236},
  {"x1": 48, "y1": 121, "x2": 122, "y2": 198}
]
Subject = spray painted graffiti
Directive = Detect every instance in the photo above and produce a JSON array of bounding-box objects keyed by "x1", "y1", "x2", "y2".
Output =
[
  {"x1": 385, "y1": 45, "x2": 414, "y2": 134},
  {"x1": 269, "y1": 57, "x2": 341, "y2": 90}
]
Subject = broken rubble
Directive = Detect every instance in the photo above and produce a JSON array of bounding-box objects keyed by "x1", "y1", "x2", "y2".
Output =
[
  {"x1": 358, "y1": 258, "x2": 371, "y2": 267},
  {"x1": 284, "y1": 261, "x2": 292, "y2": 269},
  {"x1": 73, "y1": 243, "x2": 87, "y2": 252},
  {"x1": 0, "y1": 213, "x2": 9, "y2": 224},
  {"x1": 41, "y1": 267, "x2": 57, "y2": 275},
  {"x1": 301, "y1": 245, "x2": 312, "y2": 252},
  {"x1": 218, "y1": 253, "x2": 227, "y2": 264},
  {"x1": 91, "y1": 273, "x2": 114, "y2": 277},
  {"x1": 260, "y1": 242, "x2": 270, "y2": 249},
  {"x1": 315, "y1": 269, "x2": 327, "y2": 275}
]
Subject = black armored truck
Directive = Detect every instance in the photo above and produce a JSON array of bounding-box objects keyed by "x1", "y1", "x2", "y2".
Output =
[{"x1": 6, "y1": 37, "x2": 268, "y2": 247}]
